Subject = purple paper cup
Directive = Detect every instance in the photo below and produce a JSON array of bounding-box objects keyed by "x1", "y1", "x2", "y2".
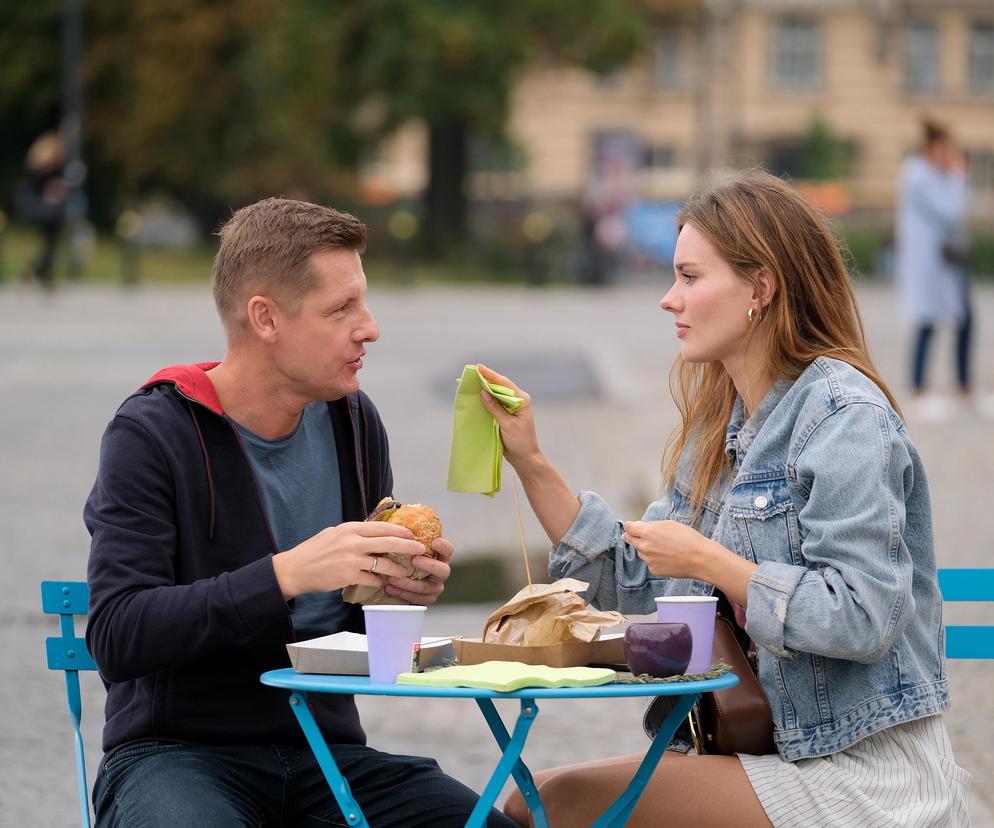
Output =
[
  {"x1": 653, "y1": 596, "x2": 718, "y2": 674},
  {"x1": 362, "y1": 605, "x2": 427, "y2": 684}
]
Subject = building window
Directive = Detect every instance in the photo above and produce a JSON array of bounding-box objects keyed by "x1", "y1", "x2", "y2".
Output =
[
  {"x1": 643, "y1": 145, "x2": 677, "y2": 170},
  {"x1": 653, "y1": 28, "x2": 682, "y2": 89},
  {"x1": 970, "y1": 22, "x2": 994, "y2": 94},
  {"x1": 770, "y1": 17, "x2": 821, "y2": 90},
  {"x1": 904, "y1": 20, "x2": 939, "y2": 93}
]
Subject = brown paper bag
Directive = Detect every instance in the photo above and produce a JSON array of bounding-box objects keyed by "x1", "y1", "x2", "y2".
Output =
[{"x1": 482, "y1": 578, "x2": 626, "y2": 646}]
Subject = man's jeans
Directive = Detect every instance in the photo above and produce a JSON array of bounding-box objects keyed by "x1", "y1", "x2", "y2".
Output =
[{"x1": 92, "y1": 739, "x2": 518, "y2": 827}]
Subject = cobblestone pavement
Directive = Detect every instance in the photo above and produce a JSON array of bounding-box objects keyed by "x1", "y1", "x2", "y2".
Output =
[{"x1": 2, "y1": 280, "x2": 992, "y2": 826}]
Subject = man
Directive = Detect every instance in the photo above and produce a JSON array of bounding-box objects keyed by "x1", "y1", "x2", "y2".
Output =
[{"x1": 85, "y1": 198, "x2": 516, "y2": 826}]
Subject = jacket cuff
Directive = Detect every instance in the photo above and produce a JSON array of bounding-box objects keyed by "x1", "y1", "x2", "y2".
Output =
[
  {"x1": 223, "y1": 555, "x2": 290, "y2": 633},
  {"x1": 555, "y1": 491, "x2": 621, "y2": 562},
  {"x1": 746, "y1": 561, "x2": 807, "y2": 657}
]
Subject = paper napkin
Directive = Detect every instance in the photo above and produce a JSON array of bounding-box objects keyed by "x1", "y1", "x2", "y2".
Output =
[
  {"x1": 446, "y1": 364, "x2": 523, "y2": 496},
  {"x1": 396, "y1": 660, "x2": 616, "y2": 692}
]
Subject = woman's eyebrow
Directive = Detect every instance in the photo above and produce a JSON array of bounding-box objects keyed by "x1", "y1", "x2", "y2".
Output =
[{"x1": 674, "y1": 261, "x2": 702, "y2": 271}]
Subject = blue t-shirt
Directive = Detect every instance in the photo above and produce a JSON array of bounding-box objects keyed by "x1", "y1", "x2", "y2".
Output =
[{"x1": 234, "y1": 401, "x2": 349, "y2": 640}]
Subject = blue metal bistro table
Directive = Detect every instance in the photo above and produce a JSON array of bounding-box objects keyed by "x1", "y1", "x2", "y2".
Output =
[{"x1": 260, "y1": 669, "x2": 738, "y2": 828}]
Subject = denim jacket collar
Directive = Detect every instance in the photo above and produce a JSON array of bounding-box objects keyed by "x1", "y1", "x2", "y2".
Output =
[{"x1": 724, "y1": 377, "x2": 792, "y2": 469}]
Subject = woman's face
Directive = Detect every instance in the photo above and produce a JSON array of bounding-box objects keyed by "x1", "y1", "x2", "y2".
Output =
[{"x1": 660, "y1": 222, "x2": 757, "y2": 364}]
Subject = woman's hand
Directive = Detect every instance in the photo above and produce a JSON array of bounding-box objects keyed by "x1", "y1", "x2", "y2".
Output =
[
  {"x1": 622, "y1": 519, "x2": 713, "y2": 580},
  {"x1": 476, "y1": 364, "x2": 581, "y2": 547},
  {"x1": 623, "y1": 519, "x2": 758, "y2": 606},
  {"x1": 477, "y1": 364, "x2": 542, "y2": 471}
]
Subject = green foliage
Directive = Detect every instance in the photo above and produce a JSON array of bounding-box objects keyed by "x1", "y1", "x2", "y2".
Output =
[
  {"x1": 969, "y1": 229, "x2": 994, "y2": 278},
  {"x1": 0, "y1": 3, "x2": 63, "y2": 212},
  {"x1": 837, "y1": 221, "x2": 888, "y2": 278},
  {"x1": 798, "y1": 115, "x2": 853, "y2": 182},
  {"x1": 1, "y1": 0, "x2": 654, "y2": 232}
]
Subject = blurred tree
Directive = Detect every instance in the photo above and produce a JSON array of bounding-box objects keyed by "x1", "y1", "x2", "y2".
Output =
[
  {"x1": 305, "y1": 0, "x2": 652, "y2": 255},
  {"x1": 1, "y1": 1, "x2": 679, "y2": 252},
  {"x1": 0, "y1": 6, "x2": 63, "y2": 217},
  {"x1": 798, "y1": 115, "x2": 853, "y2": 182}
]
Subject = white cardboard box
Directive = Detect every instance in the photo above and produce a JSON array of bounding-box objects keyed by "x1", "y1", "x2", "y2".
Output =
[{"x1": 286, "y1": 631, "x2": 457, "y2": 675}]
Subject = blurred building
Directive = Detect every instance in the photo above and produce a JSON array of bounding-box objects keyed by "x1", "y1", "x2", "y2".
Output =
[{"x1": 372, "y1": 0, "x2": 994, "y2": 217}]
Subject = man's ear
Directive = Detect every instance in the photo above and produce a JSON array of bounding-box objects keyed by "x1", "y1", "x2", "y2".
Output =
[
  {"x1": 246, "y1": 295, "x2": 279, "y2": 342},
  {"x1": 755, "y1": 266, "x2": 778, "y2": 309}
]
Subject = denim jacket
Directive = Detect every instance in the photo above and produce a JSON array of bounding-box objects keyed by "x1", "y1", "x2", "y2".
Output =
[{"x1": 552, "y1": 357, "x2": 949, "y2": 761}]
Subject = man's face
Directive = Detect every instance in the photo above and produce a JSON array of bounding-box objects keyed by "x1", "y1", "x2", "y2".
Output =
[{"x1": 273, "y1": 248, "x2": 379, "y2": 401}]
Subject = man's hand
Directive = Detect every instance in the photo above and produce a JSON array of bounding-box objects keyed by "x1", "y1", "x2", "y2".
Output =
[
  {"x1": 383, "y1": 536, "x2": 454, "y2": 605},
  {"x1": 272, "y1": 521, "x2": 424, "y2": 600}
]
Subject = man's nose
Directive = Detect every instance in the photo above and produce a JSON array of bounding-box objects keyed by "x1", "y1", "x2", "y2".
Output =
[{"x1": 360, "y1": 307, "x2": 380, "y2": 342}]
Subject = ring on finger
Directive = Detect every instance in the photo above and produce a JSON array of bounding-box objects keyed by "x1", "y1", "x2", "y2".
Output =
[{"x1": 368, "y1": 557, "x2": 379, "y2": 574}]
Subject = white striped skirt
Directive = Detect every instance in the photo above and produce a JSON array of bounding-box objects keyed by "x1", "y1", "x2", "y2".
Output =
[{"x1": 739, "y1": 715, "x2": 972, "y2": 827}]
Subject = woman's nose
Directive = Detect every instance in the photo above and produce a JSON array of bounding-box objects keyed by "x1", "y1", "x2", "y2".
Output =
[{"x1": 660, "y1": 284, "x2": 679, "y2": 313}]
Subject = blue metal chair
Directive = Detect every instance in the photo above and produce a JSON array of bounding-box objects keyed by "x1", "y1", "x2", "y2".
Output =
[
  {"x1": 937, "y1": 568, "x2": 994, "y2": 659},
  {"x1": 41, "y1": 580, "x2": 97, "y2": 828}
]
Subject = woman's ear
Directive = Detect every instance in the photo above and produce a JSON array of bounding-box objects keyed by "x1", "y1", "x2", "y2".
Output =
[
  {"x1": 246, "y1": 294, "x2": 279, "y2": 342},
  {"x1": 755, "y1": 266, "x2": 778, "y2": 309}
]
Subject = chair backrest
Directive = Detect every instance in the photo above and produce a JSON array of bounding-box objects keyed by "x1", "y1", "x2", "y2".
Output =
[
  {"x1": 936, "y1": 568, "x2": 994, "y2": 659},
  {"x1": 41, "y1": 580, "x2": 97, "y2": 828}
]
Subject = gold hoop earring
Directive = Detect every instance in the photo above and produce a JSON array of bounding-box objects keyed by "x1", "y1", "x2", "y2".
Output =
[{"x1": 748, "y1": 307, "x2": 755, "y2": 323}]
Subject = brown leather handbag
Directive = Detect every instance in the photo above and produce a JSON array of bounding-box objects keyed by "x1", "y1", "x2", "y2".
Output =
[{"x1": 688, "y1": 614, "x2": 777, "y2": 756}]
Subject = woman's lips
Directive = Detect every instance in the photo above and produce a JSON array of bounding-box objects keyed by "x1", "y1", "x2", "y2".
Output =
[{"x1": 676, "y1": 324, "x2": 689, "y2": 339}]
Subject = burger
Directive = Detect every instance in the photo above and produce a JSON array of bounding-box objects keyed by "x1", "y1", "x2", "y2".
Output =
[{"x1": 342, "y1": 497, "x2": 443, "y2": 605}]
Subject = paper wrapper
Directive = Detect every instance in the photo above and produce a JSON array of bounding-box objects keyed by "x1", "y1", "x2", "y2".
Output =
[
  {"x1": 342, "y1": 553, "x2": 422, "y2": 606},
  {"x1": 482, "y1": 578, "x2": 626, "y2": 646}
]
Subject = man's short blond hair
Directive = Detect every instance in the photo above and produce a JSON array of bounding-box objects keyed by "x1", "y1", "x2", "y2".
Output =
[{"x1": 212, "y1": 198, "x2": 367, "y2": 333}]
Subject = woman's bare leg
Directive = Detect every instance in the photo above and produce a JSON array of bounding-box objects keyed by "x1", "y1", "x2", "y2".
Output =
[{"x1": 503, "y1": 752, "x2": 772, "y2": 828}]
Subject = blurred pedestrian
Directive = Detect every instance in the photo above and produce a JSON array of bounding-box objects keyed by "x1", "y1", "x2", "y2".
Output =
[
  {"x1": 895, "y1": 119, "x2": 970, "y2": 420},
  {"x1": 13, "y1": 132, "x2": 67, "y2": 290}
]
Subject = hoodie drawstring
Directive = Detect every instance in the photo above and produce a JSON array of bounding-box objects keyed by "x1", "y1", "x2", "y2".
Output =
[{"x1": 187, "y1": 401, "x2": 217, "y2": 541}]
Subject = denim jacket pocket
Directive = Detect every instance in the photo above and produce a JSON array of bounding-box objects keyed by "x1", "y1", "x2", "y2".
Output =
[{"x1": 726, "y1": 478, "x2": 802, "y2": 565}]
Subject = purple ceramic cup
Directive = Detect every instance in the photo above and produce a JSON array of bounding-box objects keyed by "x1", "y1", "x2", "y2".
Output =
[
  {"x1": 654, "y1": 596, "x2": 718, "y2": 674},
  {"x1": 623, "y1": 622, "x2": 693, "y2": 678}
]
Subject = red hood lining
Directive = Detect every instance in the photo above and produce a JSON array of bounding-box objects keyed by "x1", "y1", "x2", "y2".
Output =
[{"x1": 142, "y1": 363, "x2": 224, "y2": 415}]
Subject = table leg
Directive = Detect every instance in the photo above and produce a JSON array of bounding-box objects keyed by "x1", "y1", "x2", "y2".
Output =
[
  {"x1": 474, "y1": 698, "x2": 549, "y2": 828},
  {"x1": 288, "y1": 691, "x2": 369, "y2": 828},
  {"x1": 465, "y1": 697, "x2": 545, "y2": 828},
  {"x1": 591, "y1": 691, "x2": 701, "y2": 828}
]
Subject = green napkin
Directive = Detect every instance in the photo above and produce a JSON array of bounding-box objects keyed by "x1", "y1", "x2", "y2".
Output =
[
  {"x1": 447, "y1": 364, "x2": 523, "y2": 496},
  {"x1": 396, "y1": 660, "x2": 616, "y2": 692}
]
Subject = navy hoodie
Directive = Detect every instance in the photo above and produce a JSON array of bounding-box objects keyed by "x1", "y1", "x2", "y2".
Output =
[{"x1": 84, "y1": 363, "x2": 392, "y2": 754}]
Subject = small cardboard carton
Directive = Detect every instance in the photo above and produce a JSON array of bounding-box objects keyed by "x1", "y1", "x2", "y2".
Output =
[
  {"x1": 287, "y1": 631, "x2": 456, "y2": 675},
  {"x1": 452, "y1": 633, "x2": 626, "y2": 669}
]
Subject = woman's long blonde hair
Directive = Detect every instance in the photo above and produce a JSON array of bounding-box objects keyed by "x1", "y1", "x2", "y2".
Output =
[{"x1": 661, "y1": 171, "x2": 900, "y2": 514}]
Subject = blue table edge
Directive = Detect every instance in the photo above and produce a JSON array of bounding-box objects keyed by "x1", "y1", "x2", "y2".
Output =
[{"x1": 260, "y1": 668, "x2": 739, "y2": 697}]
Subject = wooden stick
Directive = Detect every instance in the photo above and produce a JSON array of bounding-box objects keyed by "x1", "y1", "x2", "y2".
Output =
[{"x1": 510, "y1": 472, "x2": 533, "y2": 590}]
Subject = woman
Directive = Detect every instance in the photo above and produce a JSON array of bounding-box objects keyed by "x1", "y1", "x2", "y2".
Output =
[
  {"x1": 895, "y1": 118, "x2": 970, "y2": 420},
  {"x1": 482, "y1": 171, "x2": 971, "y2": 827}
]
